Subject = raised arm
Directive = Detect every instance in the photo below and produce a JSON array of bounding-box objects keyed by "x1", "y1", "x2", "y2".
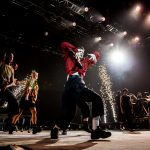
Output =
[
  {"x1": 61, "y1": 41, "x2": 78, "y2": 54},
  {"x1": 84, "y1": 50, "x2": 101, "y2": 68},
  {"x1": 61, "y1": 41, "x2": 82, "y2": 69}
]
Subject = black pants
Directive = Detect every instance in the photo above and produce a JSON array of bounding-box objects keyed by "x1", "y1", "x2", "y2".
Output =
[
  {"x1": 57, "y1": 75, "x2": 104, "y2": 130},
  {"x1": 122, "y1": 111, "x2": 133, "y2": 130},
  {"x1": 0, "y1": 88, "x2": 19, "y2": 116},
  {"x1": 19, "y1": 96, "x2": 36, "y2": 110},
  {"x1": 78, "y1": 88, "x2": 104, "y2": 118},
  {"x1": 0, "y1": 88, "x2": 19, "y2": 128}
]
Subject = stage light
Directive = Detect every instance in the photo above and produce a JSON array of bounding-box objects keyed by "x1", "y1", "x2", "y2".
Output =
[
  {"x1": 44, "y1": 32, "x2": 49, "y2": 36},
  {"x1": 101, "y1": 17, "x2": 105, "y2": 21},
  {"x1": 62, "y1": 20, "x2": 77, "y2": 28},
  {"x1": 98, "y1": 16, "x2": 105, "y2": 22},
  {"x1": 118, "y1": 31, "x2": 127, "y2": 38},
  {"x1": 94, "y1": 37, "x2": 102, "y2": 42},
  {"x1": 109, "y1": 43, "x2": 114, "y2": 47},
  {"x1": 123, "y1": 31, "x2": 127, "y2": 36},
  {"x1": 108, "y1": 47, "x2": 134, "y2": 73},
  {"x1": 72, "y1": 22, "x2": 76, "y2": 26},
  {"x1": 135, "y1": 5, "x2": 141, "y2": 12},
  {"x1": 132, "y1": 36, "x2": 140, "y2": 43},
  {"x1": 134, "y1": 36, "x2": 140, "y2": 42},
  {"x1": 84, "y1": 7, "x2": 89, "y2": 12},
  {"x1": 109, "y1": 50, "x2": 126, "y2": 65},
  {"x1": 90, "y1": 13, "x2": 105, "y2": 23},
  {"x1": 130, "y1": 4, "x2": 142, "y2": 20}
]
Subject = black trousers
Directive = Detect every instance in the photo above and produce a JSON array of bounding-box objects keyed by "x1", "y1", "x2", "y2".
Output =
[
  {"x1": 0, "y1": 88, "x2": 19, "y2": 116},
  {"x1": 122, "y1": 111, "x2": 133, "y2": 130},
  {"x1": 57, "y1": 75, "x2": 104, "y2": 130},
  {"x1": 78, "y1": 88, "x2": 104, "y2": 118},
  {"x1": 0, "y1": 88, "x2": 19, "y2": 128}
]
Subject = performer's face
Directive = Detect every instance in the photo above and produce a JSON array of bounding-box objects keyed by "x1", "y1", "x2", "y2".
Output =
[
  {"x1": 76, "y1": 48, "x2": 84, "y2": 59},
  {"x1": 32, "y1": 72, "x2": 38, "y2": 80},
  {"x1": 10, "y1": 53, "x2": 14, "y2": 63},
  {"x1": 6, "y1": 53, "x2": 14, "y2": 64}
]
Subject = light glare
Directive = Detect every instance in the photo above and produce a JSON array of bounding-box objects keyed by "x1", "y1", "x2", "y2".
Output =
[
  {"x1": 72, "y1": 22, "x2": 76, "y2": 26},
  {"x1": 131, "y1": 36, "x2": 140, "y2": 43},
  {"x1": 135, "y1": 5, "x2": 141, "y2": 12},
  {"x1": 144, "y1": 14, "x2": 150, "y2": 28},
  {"x1": 84, "y1": 7, "x2": 89, "y2": 12},
  {"x1": 94, "y1": 37, "x2": 102, "y2": 42},
  {"x1": 110, "y1": 50, "x2": 125, "y2": 64},
  {"x1": 130, "y1": 4, "x2": 142, "y2": 20}
]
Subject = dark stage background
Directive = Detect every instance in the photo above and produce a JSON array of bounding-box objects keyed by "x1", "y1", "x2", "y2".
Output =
[{"x1": 0, "y1": 0, "x2": 150, "y2": 126}]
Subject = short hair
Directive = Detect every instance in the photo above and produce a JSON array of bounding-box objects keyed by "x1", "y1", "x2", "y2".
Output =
[
  {"x1": 31, "y1": 70, "x2": 38, "y2": 79},
  {"x1": 32, "y1": 70, "x2": 38, "y2": 74}
]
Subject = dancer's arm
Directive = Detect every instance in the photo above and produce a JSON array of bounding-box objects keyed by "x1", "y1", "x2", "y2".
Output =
[
  {"x1": 61, "y1": 41, "x2": 82, "y2": 69},
  {"x1": 84, "y1": 51, "x2": 101, "y2": 68}
]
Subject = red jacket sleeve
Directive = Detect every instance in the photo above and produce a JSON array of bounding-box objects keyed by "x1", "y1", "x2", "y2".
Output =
[
  {"x1": 60, "y1": 42, "x2": 82, "y2": 71},
  {"x1": 61, "y1": 42, "x2": 78, "y2": 54}
]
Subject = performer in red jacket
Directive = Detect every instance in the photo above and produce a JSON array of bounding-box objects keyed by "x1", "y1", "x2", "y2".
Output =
[{"x1": 51, "y1": 42, "x2": 111, "y2": 140}]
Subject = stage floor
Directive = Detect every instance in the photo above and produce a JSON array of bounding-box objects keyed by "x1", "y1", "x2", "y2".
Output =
[{"x1": 0, "y1": 130, "x2": 150, "y2": 150}]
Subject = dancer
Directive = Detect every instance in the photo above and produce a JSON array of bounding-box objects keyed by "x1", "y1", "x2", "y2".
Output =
[
  {"x1": 0, "y1": 52, "x2": 19, "y2": 134},
  {"x1": 120, "y1": 88, "x2": 134, "y2": 131},
  {"x1": 13, "y1": 70, "x2": 41, "y2": 134},
  {"x1": 50, "y1": 41, "x2": 111, "y2": 139}
]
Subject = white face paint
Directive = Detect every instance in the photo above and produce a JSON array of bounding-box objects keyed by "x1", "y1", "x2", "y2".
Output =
[{"x1": 76, "y1": 48, "x2": 84, "y2": 59}]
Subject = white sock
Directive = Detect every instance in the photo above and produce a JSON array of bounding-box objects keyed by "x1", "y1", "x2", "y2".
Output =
[
  {"x1": 92, "y1": 116, "x2": 100, "y2": 130},
  {"x1": 83, "y1": 118, "x2": 88, "y2": 122}
]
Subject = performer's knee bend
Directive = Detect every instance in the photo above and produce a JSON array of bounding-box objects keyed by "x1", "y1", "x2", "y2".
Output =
[{"x1": 92, "y1": 95, "x2": 104, "y2": 117}]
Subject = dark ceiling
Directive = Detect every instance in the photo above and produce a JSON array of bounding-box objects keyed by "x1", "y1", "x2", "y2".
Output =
[
  {"x1": 0, "y1": 0, "x2": 149, "y2": 49},
  {"x1": 0, "y1": 0, "x2": 150, "y2": 51}
]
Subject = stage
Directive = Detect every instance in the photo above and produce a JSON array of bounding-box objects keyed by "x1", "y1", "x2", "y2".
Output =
[{"x1": 0, "y1": 130, "x2": 150, "y2": 150}]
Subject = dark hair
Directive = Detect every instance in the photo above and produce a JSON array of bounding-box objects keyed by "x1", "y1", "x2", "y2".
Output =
[
  {"x1": 4, "y1": 52, "x2": 14, "y2": 64},
  {"x1": 122, "y1": 88, "x2": 129, "y2": 93},
  {"x1": 0, "y1": 50, "x2": 6, "y2": 62}
]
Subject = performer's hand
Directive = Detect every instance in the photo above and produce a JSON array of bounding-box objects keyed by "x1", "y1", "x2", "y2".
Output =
[{"x1": 88, "y1": 54, "x2": 97, "y2": 63}]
